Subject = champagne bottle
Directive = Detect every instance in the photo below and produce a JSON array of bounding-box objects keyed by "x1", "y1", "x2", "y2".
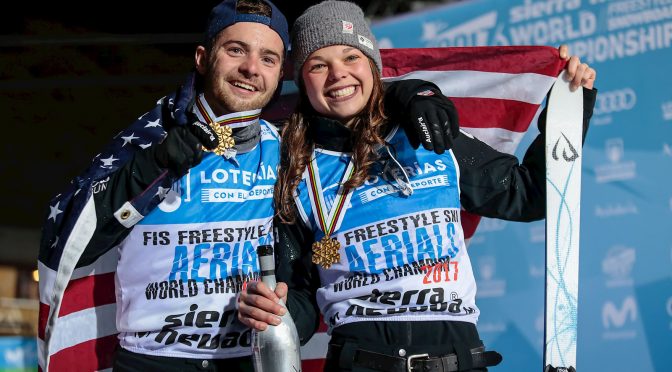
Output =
[{"x1": 251, "y1": 245, "x2": 302, "y2": 372}]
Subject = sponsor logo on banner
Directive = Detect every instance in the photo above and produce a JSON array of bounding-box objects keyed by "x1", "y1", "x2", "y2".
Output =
[
  {"x1": 475, "y1": 255, "x2": 505, "y2": 298},
  {"x1": 592, "y1": 88, "x2": 637, "y2": 126},
  {"x1": 594, "y1": 88, "x2": 637, "y2": 116},
  {"x1": 662, "y1": 101, "x2": 672, "y2": 121},
  {"x1": 594, "y1": 201, "x2": 639, "y2": 218},
  {"x1": 420, "y1": 11, "x2": 498, "y2": 46},
  {"x1": 602, "y1": 296, "x2": 638, "y2": 340},
  {"x1": 602, "y1": 246, "x2": 635, "y2": 288},
  {"x1": 595, "y1": 138, "x2": 637, "y2": 183}
]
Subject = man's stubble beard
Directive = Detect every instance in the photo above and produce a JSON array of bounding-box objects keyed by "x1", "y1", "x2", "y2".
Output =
[{"x1": 208, "y1": 70, "x2": 280, "y2": 114}]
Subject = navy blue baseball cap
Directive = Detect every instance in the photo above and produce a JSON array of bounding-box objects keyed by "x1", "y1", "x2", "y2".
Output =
[{"x1": 205, "y1": 0, "x2": 290, "y2": 54}]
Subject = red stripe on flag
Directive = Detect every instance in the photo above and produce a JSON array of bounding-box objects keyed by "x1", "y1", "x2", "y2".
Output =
[
  {"x1": 59, "y1": 272, "x2": 116, "y2": 317},
  {"x1": 382, "y1": 46, "x2": 565, "y2": 77},
  {"x1": 453, "y1": 97, "x2": 540, "y2": 132},
  {"x1": 302, "y1": 358, "x2": 326, "y2": 371},
  {"x1": 317, "y1": 316, "x2": 329, "y2": 333},
  {"x1": 38, "y1": 301, "x2": 49, "y2": 340},
  {"x1": 461, "y1": 212, "x2": 482, "y2": 240},
  {"x1": 49, "y1": 333, "x2": 119, "y2": 372}
]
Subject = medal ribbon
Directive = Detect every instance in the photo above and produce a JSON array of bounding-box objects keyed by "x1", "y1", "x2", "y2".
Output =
[
  {"x1": 305, "y1": 150, "x2": 356, "y2": 239},
  {"x1": 194, "y1": 94, "x2": 261, "y2": 129}
]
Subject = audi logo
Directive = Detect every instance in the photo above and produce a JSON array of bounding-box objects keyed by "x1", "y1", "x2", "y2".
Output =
[{"x1": 595, "y1": 88, "x2": 637, "y2": 115}]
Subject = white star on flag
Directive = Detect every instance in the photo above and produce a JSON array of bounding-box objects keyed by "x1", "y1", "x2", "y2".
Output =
[
  {"x1": 100, "y1": 155, "x2": 119, "y2": 167},
  {"x1": 139, "y1": 143, "x2": 152, "y2": 149},
  {"x1": 145, "y1": 118, "x2": 161, "y2": 128},
  {"x1": 121, "y1": 133, "x2": 140, "y2": 147},
  {"x1": 48, "y1": 202, "x2": 63, "y2": 222},
  {"x1": 51, "y1": 236, "x2": 59, "y2": 249}
]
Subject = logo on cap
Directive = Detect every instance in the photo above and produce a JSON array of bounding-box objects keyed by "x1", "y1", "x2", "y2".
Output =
[
  {"x1": 342, "y1": 20, "x2": 353, "y2": 34},
  {"x1": 358, "y1": 34, "x2": 374, "y2": 50}
]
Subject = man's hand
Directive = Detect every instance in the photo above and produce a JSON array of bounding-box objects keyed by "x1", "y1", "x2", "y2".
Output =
[
  {"x1": 238, "y1": 281, "x2": 289, "y2": 331},
  {"x1": 405, "y1": 89, "x2": 460, "y2": 155},
  {"x1": 151, "y1": 120, "x2": 219, "y2": 177}
]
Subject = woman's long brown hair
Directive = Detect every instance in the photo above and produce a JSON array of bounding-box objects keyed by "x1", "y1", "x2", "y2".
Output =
[{"x1": 275, "y1": 58, "x2": 388, "y2": 223}]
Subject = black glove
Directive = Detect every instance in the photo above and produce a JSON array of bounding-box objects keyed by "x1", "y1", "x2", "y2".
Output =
[
  {"x1": 150, "y1": 119, "x2": 219, "y2": 178},
  {"x1": 405, "y1": 89, "x2": 460, "y2": 155}
]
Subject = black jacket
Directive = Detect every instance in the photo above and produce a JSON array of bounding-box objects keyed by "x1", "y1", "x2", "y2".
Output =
[{"x1": 276, "y1": 85, "x2": 597, "y2": 345}]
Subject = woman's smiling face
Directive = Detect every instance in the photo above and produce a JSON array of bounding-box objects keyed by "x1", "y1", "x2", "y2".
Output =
[{"x1": 301, "y1": 45, "x2": 374, "y2": 126}]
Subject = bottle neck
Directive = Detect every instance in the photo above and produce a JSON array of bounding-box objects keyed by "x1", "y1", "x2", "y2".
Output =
[{"x1": 258, "y1": 250, "x2": 276, "y2": 291}]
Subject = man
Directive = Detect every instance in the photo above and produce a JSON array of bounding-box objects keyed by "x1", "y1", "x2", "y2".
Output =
[
  {"x1": 39, "y1": 1, "x2": 288, "y2": 370},
  {"x1": 38, "y1": 1, "x2": 459, "y2": 371}
]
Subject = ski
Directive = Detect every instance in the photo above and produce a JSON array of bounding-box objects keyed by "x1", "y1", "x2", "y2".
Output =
[{"x1": 543, "y1": 70, "x2": 583, "y2": 372}]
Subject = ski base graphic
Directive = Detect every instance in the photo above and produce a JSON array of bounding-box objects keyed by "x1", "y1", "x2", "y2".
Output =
[{"x1": 543, "y1": 70, "x2": 583, "y2": 371}]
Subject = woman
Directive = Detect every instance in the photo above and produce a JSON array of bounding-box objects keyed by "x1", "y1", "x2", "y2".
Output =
[{"x1": 239, "y1": 1, "x2": 597, "y2": 371}]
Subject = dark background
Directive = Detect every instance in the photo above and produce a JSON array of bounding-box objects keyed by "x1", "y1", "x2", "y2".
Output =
[{"x1": 0, "y1": 1, "x2": 452, "y2": 266}]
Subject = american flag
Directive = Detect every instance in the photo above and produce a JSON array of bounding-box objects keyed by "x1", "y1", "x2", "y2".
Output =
[{"x1": 38, "y1": 46, "x2": 565, "y2": 371}]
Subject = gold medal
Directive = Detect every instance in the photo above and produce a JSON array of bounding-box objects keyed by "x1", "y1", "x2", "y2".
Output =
[
  {"x1": 206, "y1": 123, "x2": 235, "y2": 156},
  {"x1": 312, "y1": 236, "x2": 341, "y2": 269}
]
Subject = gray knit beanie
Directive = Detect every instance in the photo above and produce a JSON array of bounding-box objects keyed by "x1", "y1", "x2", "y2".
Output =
[{"x1": 291, "y1": 1, "x2": 382, "y2": 83}]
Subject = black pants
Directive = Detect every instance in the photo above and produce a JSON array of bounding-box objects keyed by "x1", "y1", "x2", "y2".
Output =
[
  {"x1": 113, "y1": 347, "x2": 253, "y2": 372},
  {"x1": 325, "y1": 321, "x2": 491, "y2": 372}
]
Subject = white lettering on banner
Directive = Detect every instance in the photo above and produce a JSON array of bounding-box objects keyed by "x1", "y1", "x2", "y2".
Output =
[
  {"x1": 602, "y1": 296, "x2": 638, "y2": 340},
  {"x1": 608, "y1": 3, "x2": 672, "y2": 30},
  {"x1": 509, "y1": 11, "x2": 597, "y2": 44},
  {"x1": 594, "y1": 88, "x2": 637, "y2": 115},
  {"x1": 421, "y1": 12, "x2": 497, "y2": 46},
  {"x1": 509, "y1": 0, "x2": 581, "y2": 24},
  {"x1": 201, "y1": 186, "x2": 274, "y2": 203},
  {"x1": 359, "y1": 175, "x2": 450, "y2": 203},
  {"x1": 568, "y1": 21, "x2": 672, "y2": 63},
  {"x1": 662, "y1": 101, "x2": 672, "y2": 120},
  {"x1": 594, "y1": 202, "x2": 639, "y2": 217}
]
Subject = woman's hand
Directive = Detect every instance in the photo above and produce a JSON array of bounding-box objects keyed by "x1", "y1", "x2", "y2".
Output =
[{"x1": 558, "y1": 45, "x2": 596, "y2": 91}]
